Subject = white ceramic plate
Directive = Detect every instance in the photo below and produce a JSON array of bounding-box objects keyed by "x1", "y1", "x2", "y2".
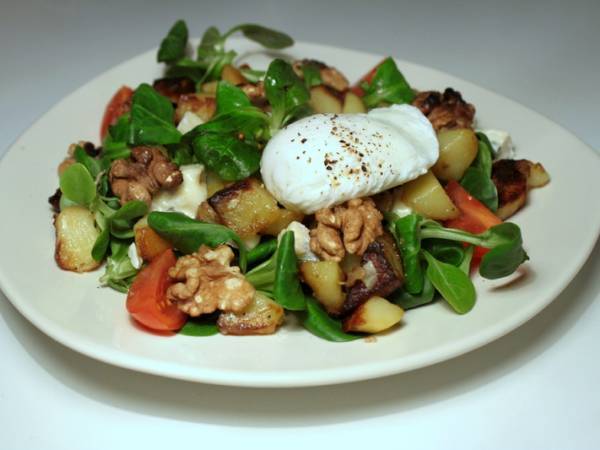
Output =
[{"x1": 0, "y1": 40, "x2": 598, "y2": 388}]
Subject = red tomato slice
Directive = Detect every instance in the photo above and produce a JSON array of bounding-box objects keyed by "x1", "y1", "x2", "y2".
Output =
[
  {"x1": 126, "y1": 249, "x2": 187, "y2": 331},
  {"x1": 444, "y1": 180, "x2": 502, "y2": 266},
  {"x1": 349, "y1": 58, "x2": 386, "y2": 97},
  {"x1": 99, "y1": 86, "x2": 133, "y2": 141}
]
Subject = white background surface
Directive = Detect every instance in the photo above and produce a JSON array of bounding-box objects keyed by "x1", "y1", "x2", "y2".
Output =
[{"x1": 0, "y1": 1, "x2": 598, "y2": 449}]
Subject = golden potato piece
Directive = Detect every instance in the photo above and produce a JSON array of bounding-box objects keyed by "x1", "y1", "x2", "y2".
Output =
[
  {"x1": 54, "y1": 206, "x2": 101, "y2": 272},
  {"x1": 401, "y1": 171, "x2": 459, "y2": 220},
  {"x1": 432, "y1": 128, "x2": 479, "y2": 181},
  {"x1": 208, "y1": 178, "x2": 280, "y2": 239},
  {"x1": 300, "y1": 261, "x2": 346, "y2": 315},
  {"x1": 217, "y1": 292, "x2": 284, "y2": 335},
  {"x1": 309, "y1": 85, "x2": 343, "y2": 114},
  {"x1": 262, "y1": 208, "x2": 305, "y2": 236},
  {"x1": 343, "y1": 296, "x2": 404, "y2": 333},
  {"x1": 134, "y1": 225, "x2": 172, "y2": 262},
  {"x1": 220, "y1": 64, "x2": 247, "y2": 85},
  {"x1": 175, "y1": 93, "x2": 216, "y2": 123},
  {"x1": 342, "y1": 91, "x2": 367, "y2": 113}
]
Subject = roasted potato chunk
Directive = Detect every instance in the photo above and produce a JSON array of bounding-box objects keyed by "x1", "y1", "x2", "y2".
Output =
[
  {"x1": 217, "y1": 292, "x2": 284, "y2": 335},
  {"x1": 342, "y1": 91, "x2": 367, "y2": 113},
  {"x1": 175, "y1": 93, "x2": 216, "y2": 123},
  {"x1": 432, "y1": 128, "x2": 479, "y2": 181},
  {"x1": 300, "y1": 261, "x2": 346, "y2": 315},
  {"x1": 262, "y1": 208, "x2": 305, "y2": 236},
  {"x1": 54, "y1": 206, "x2": 101, "y2": 272},
  {"x1": 220, "y1": 64, "x2": 247, "y2": 85},
  {"x1": 134, "y1": 222, "x2": 172, "y2": 262},
  {"x1": 309, "y1": 85, "x2": 343, "y2": 114},
  {"x1": 343, "y1": 240, "x2": 403, "y2": 316},
  {"x1": 492, "y1": 159, "x2": 550, "y2": 219},
  {"x1": 206, "y1": 170, "x2": 228, "y2": 197},
  {"x1": 343, "y1": 296, "x2": 404, "y2": 333},
  {"x1": 401, "y1": 171, "x2": 459, "y2": 220},
  {"x1": 208, "y1": 178, "x2": 280, "y2": 238},
  {"x1": 196, "y1": 201, "x2": 221, "y2": 224}
]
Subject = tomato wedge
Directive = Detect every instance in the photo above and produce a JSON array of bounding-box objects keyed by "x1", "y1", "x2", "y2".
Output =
[
  {"x1": 349, "y1": 58, "x2": 386, "y2": 97},
  {"x1": 126, "y1": 249, "x2": 187, "y2": 331},
  {"x1": 444, "y1": 180, "x2": 502, "y2": 265},
  {"x1": 99, "y1": 86, "x2": 133, "y2": 141}
]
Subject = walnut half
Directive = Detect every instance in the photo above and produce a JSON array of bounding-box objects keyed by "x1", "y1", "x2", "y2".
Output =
[
  {"x1": 310, "y1": 198, "x2": 384, "y2": 262},
  {"x1": 412, "y1": 88, "x2": 475, "y2": 131},
  {"x1": 166, "y1": 245, "x2": 255, "y2": 317},
  {"x1": 109, "y1": 146, "x2": 182, "y2": 205}
]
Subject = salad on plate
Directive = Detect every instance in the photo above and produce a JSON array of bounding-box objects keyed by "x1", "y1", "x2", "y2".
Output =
[{"x1": 48, "y1": 21, "x2": 550, "y2": 341}]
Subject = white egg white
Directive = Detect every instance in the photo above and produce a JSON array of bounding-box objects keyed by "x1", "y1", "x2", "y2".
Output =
[{"x1": 260, "y1": 104, "x2": 438, "y2": 214}]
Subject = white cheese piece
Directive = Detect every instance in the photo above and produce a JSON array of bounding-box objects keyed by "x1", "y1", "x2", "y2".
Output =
[
  {"x1": 390, "y1": 196, "x2": 414, "y2": 219},
  {"x1": 260, "y1": 104, "x2": 438, "y2": 214},
  {"x1": 128, "y1": 242, "x2": 143, "y2": 269},
  {"x1": 151, "y1": 164, "x2": 207, "y2": 218},
  {"x1": 177, "y1": 111, "x2": 204, "y2": 134},
  {"x1": 479, "y1": 129, "x2": 515, "y2": 160},
  {"x1": 278, "y1": 221, "x2": 318, "y2": 262}
]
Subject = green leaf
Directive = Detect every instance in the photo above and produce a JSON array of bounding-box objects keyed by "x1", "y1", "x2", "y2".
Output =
[
  {"x1": 91, "y1": 228, "x2": 110, "y2": 262},
  {"x1": 179, "y1": 315, "x2": 219, "y2": 336},
  {"x1": 303, "y1": 297, "x2": 360, "y2": 342},
  {"x1": 232, "y1": 24, "x2": 294, "y2": 49},
  {"x1": 392, "y1": 214, "x2": 424, "y2": 294},
  {"x1": 460, "y1": 167, "x2": 498, "y2": 211},
  {"x1": 73, "y1": 146, "x2": 102, "y2": 179},
  {"x1": 147, "y1": 211, "x2": 247, "y2": 271},
  {"x1": 301, "y1": 61, "x2": 323, "y2": 87},
  {"x1": 273, "y1": 231, "x2": 306, "y2": 311},
  {"x1": 475, "y1": 132, "x2": 495, "y2": 176},
  {"x1": 239, "y1": 67, "x2": 265, "y2": 83},
  {"x1": 165, "y1": 58, "x2": 207, "y2": 82},
  {"x1": 102, "y1": 113, "x2": 131, "y2": 161},
  {"x1": 479, "y1": 223, "x2": 528, "y2": 279},
  {"x1": 129, "y1": 84, "x2": 181, "y2": 145},
  {"x1": 423, "y1": 251, "x2": 476, "y2": 314},
  {"x1": 264, "y1": 59, "x2": 310, "y2": 130},
  {"x1": 422, "y1": 238, "x2": 465, "y2": 267},
  {"x1": 247, "y1": 238, "x2": 277, "y2": 267},
  {"x1": 460, "y1": 132, "x2": 498, "y2": 211},
  {"x1": 59, "y1": 163, "x2": 97, "y2": 207},
  {"x1": 459, "y1": 245, "x2": 474, "y2": 274},
  {"x1": 362, "y1": 57, "x2": 415, "y2": 108},
  {"x1": 99, "y1": 240, "x2": 138, "y2": 292},
  {"x1": 109, "y1": 200, "x2": 148, "y2": 239},
  {"x1": 197, "y1": 26, "x2": 222, "y2": 59},
  {"x1": 216, "y1": 81, "x2": 252, "y2": 115},
  {"x1": 191, "y1": 108, "x2": 268, "y2": 139},
  {"x1": 157, "y1": 20, "x2": 189, "y2": 64},
  {"x1": 111, "y1": 200, "x2": 148, "y2": 223},
  {"x1": 193, "y1": 133, "x2": 260, "y2": 181},
  {"x1": 246, "y1": 254, "x2": 276, "y2": 293},
  {"x1": 166, "y1": 142, "x2": 195, "y2": 166},
  {"x1": 390, "y1": 277, "x2": 435, "y2": 310}
]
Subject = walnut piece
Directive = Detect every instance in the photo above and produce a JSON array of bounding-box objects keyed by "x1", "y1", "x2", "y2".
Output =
[
  {"x1": 310, "y1": 198, "x2": 383, "y2": 262},
  {"x1": 167, "y1": 245, "x2": 255, "y2": 317},
  {"x1": 412, "y1": 88, "x2": 476, "y2": 131},
  {"x1": 109, "y1": 146, "x2": 182, "y2": 205}
]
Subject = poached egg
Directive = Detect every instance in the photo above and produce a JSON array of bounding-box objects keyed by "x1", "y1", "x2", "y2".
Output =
[{"x1": 260, "y1": 104, "x2": 438, "y2": 214}]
